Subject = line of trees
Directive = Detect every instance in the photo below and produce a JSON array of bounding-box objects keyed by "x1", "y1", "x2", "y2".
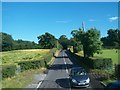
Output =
[
  {"x1": 101, "y1": 29, "x2": 120, "y2": 49},
  {"x1": 0, "y1": 32, "x2": 40, "y2": 51},
  {"x1": 1, "y1": 28, "x2": 119, "y2": 56}
]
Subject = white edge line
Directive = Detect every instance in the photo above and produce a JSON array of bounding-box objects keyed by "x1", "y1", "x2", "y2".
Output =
[
  {"x1": 36, "y1": 51, "x2": 57, "y2": 89},
  {"x1": 36, "y1": 81, "x2": 42, "y2": 89}
]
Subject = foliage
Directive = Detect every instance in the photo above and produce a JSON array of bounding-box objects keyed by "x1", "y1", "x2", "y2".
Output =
[
  {"x1": 101, "y1": 29, "x2": 120, "y2": 48},
  {"x1": 37, "y1": 32, "x2": 57, "y2": 49},
  {"x1": 69, "y1": 50, "x2": 113, "y2": 70},
  {"x1": 1, "y1": 65, "x2": 16, "y2": 79},
  {"x1": 1, "y1": 32, "x2": 14, "y2": 51},
  {"x1": 1, "y1": 32, "x2": 40, "y2": 51},
  {"x1": 71, "y1": 28, "x2": 101, "y2": 57},
  {"x1": 2, "y1": 68, "x2": 45, "y2": 88},
  {"x1": 2, "y1": 49, "x2": 50, "y2": 65},
  {"x1": 17, "y1": 48, "x2": 57, "y2": 72},
  {"x1": 94, "y1": 49, "x2": 119, "y2": 64},
  {"x1": 13, "y1": 39, "x2": 40, "y2": 50},
  {"x1": 92, "y1": 58, "x2": 113, "y2": 70},
  {"x1": 18, "y1": 60, "x2": 45, "y2": 72},
  {"x1": 59, "y1": 35, "x2": 69, "y2": 49},
  {"x1": 115, "y1": 64, "x2": 120, "y2": 80}
]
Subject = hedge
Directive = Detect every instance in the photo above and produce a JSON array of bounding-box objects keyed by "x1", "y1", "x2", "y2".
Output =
[
  {"x1": 68, "y1": 50, "x2": 113, "y2": 70},
  {"x1": 18, "y1": 48, "x2": 57, "y2": 72},
  {"x1": 92, "y1": 58, "x2": 112, "y2": 69},
  {"x1": 115, "y1": 64, "x2": 120, "y2": 80},
  {"x1": 18, "y1": 59, "x2": 46, "y2": 72},
  {"x1": 1, "y1": 65, "x2": 16, "y2": 79}
]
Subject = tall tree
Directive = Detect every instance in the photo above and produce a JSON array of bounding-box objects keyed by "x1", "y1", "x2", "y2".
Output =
[
  {"x1": 37, "y1": 32, "x2": 57, "y2": 49},
  {"x1": 71, "y1": 28, "x2": 101, "y2": 57},
  {"x1": 59, "y1": 35, "x2": 69, "y2": 49},
  {"x1": 83, "y1": 28, "x2": 101, "y2": 57},
  {"x1": 1, "y1": 32, "x2": 14, "y2": 51},
  {"x1": 101, "y1": 29, "x2": 120, "y2": 48}
]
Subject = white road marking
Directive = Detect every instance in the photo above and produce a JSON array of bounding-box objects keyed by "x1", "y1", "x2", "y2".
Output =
[
  {"x1": 36, "y1": 81, "x2": 42, "y2": 90},
  {"x1": 63, "y1": 51, "x2": 71, "y2": 90}
]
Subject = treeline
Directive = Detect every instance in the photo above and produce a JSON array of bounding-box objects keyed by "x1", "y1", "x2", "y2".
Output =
[
  {"x1": 101, "y1": 29, "x2": 120, "y2": 49},
  {"x1": 0, "y1": 32, "x2": 40, "y2": 51}
]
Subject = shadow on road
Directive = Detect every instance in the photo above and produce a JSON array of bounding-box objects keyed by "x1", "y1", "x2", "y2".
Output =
[
  {"x1": 48, "y1": 64, "x2": 73, "y2": 70},
  {"x1": 56, "y1": 78, "x2": 70, "y2": 88},
  {"x1": 54, "y1": 56, "x2": 69, "y2": 58}
]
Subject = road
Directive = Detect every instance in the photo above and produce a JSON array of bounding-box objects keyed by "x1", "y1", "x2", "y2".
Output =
[{"x1": 38, "y1": 50, "x2": 105, "y2": 90}]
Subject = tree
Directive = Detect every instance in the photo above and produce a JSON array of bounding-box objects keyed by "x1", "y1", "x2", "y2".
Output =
[
  {"x1": 71, "y1": 28, "x2": 101, "y2": 57},
  {"x1": 101, "y1": 29, "x2": 120, "y2": 48},
  {"x1": 70, "y1": 29, "x2": 83, "y2": 53},
  {"x1": 83, "y1": 28, "x2": 101, "y2": 57},
  {"x1": 1, "y1": 32, "x2": 14, "y2": 51},
  {"x1": 59, "y1": 35, "x2": 69, "y2": 49},
  {"x1": 37, "y1": 32, "x2": 57, "y2": 49}
]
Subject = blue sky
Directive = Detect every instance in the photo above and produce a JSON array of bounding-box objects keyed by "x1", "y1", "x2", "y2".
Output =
[{"x1": 2, "y1": 2, "x2": 118, "y2": 43}]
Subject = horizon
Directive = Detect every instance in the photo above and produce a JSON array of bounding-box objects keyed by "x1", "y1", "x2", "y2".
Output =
[{"x1": 2, "y1": 2, "x2": 118, "y2": 43}]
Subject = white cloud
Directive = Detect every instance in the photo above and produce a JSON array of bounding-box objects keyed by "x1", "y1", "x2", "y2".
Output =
[
  {"x1": 88, "y1": 19, "x2": 96, "y2": 22},
  {"x1": 109, "y1": 16, "x2": 118, "y2": 22},
  {"x1": 56, "y1": 20, "x2": 72, "y2": 23}
]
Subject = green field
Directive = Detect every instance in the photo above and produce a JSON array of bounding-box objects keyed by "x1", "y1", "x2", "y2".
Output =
[
  {"x1": 1, "y1": 49, "x2": 54, "y2": 89},
  {"x1": 94, "y1": 49, "x2": 119, "y2": 64},
  {"x1": 1, "y1": 49, "x2": 50, "y2": 65},
  {"x1": 77, "y1": 49, "x2": 119, "y2": 65}
]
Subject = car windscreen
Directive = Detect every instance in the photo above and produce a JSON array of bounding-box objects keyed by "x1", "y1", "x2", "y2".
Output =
[{"x1": 71, "y1": 69, "x2": 87, "y2": 76}]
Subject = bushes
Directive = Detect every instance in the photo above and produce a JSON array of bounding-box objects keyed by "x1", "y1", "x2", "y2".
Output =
[
  {"x1": 18, "y1": 48, "x2": 57, "y2": 72},
  {"x1": 2, "y1": 65, "x2": 16, "y2": 79},
  {"x1": 115, "y1": 64, "x2": 120, "y2": 80},
  {"x1": 92, "y1": 58, "x2": 112, "y2": 69},
  {"x1": 18, "y1": 60, "x2": 45, "y2": 72},
  {"x1": 68, "y1": 51, "x2": 113, "y2": 70},
  {"x1": 2, "y1": 48, "x2": 57, "y2": 78}
]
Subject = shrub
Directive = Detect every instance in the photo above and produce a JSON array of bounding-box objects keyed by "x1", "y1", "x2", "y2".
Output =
[
  {"x1": 115, "y1": 64, "x2": 120, "y2": 80},
  {"x1": 1, "y1": 65, "x2": 16, "y2": 79},
  {"x1": 92, "y1": 58, "x2": 112, "y2": 69},
  {"x1": 18, "y1": 60, "x2": 45, "y2": 72},
  {"x1": 18, "y1": 48, "x2": 57, "y2": 72}
]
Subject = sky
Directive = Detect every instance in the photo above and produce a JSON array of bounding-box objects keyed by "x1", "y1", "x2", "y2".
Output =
[{"x1": 2, "y1": 2, "x2": 118, "y2": 43}]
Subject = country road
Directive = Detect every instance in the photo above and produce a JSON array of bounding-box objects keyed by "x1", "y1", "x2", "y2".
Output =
[{"x1": 38, "y1": 50, "x2": 105, "y2": 90}]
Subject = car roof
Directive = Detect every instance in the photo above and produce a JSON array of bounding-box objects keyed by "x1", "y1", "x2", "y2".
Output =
[{"x1": 71, "y1": 67, "x2": 84, "y2": 70}]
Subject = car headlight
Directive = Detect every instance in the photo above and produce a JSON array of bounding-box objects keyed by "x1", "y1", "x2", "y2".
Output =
[
  {"x1": 72, "y1": 79, "x2": 77, "y2": 83},
  {"x1": 86, "y1": 78, "x2": 90, "y2": 83}
]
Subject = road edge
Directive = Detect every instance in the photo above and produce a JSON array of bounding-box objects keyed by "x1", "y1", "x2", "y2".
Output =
[
  {"x1": 36, "y1": 50, "x2": 60, "y2": 90},
  {"x1": 100, "y1": 81, "x2": 107, "y2": 87}
]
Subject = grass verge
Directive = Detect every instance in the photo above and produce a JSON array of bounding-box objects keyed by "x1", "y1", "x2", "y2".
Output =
[{"x1": 2, "y1": 68, "x2": 46, "y2": 88}]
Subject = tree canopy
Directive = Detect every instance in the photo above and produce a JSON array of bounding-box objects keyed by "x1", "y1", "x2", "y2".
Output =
[
  {"x1": 1, "y1": 32, "x2": 39, "y2": 51},
  {"x1": 37, "y1": 32, "x2": 57, "y2": 49},
  {"x1": 71, "y1": 28, "x2": 101, "y2": 57},
  {"x1": 101, "y1": 29, "x2": 120, "y2": 48},
  {"x1": 58, "y1": 35, "x2": 69, "y2": 49}
]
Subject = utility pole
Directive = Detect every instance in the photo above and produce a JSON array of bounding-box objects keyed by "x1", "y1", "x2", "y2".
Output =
[{"x1": 82, "y1": 21, "x2": 85, "y2": 31}]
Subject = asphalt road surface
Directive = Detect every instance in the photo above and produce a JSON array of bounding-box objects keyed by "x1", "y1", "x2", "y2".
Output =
[{"x1": 38, "y1": 50, "x2": 105, "y2": 90}]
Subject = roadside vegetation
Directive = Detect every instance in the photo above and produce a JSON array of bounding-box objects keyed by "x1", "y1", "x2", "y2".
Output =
[
  {"x1": 1, "y1": 27, "x2": 119, "y2": 88},
  {"x1": 1, "y1": 49, "x2": 50, "y2": 65},
  {"x1": 1, "y1": 48, "x2": 58, "y2": 89}
]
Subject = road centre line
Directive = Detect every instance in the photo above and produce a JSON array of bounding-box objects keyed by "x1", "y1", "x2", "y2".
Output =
[
  {"x1": 63, "y1": 52, "x2": 71, "y2": 90},
  {"x1": 63, "y1": 52, "x2": 68, "y2": 73}
]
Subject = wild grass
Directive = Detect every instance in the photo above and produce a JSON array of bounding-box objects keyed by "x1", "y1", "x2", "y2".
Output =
[
  {"x1": 1, "y1": 49, "x2": 50, "y2": 65},
  {"x1": 2, "y1": 68, "x2": 46, "y2": 88}
]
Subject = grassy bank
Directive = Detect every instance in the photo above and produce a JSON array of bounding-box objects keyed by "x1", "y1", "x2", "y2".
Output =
[
  {"x1": 1, "y1": 48, "x2": 58, "y2": 89},
  {"x1": 2, "y1": 68, "x2": 46, "y2": 88},
  {"x1": 1, "y1": 49, "x2": 50, "y2": 65}
]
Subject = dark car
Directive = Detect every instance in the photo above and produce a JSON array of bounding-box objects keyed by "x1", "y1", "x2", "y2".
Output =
[
  {"x1": 69, "y1": 67, "x2": 90, "y2": 88},
  {"x1": 104, "y1": 81, "x2": 120, "y2": 90}
]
